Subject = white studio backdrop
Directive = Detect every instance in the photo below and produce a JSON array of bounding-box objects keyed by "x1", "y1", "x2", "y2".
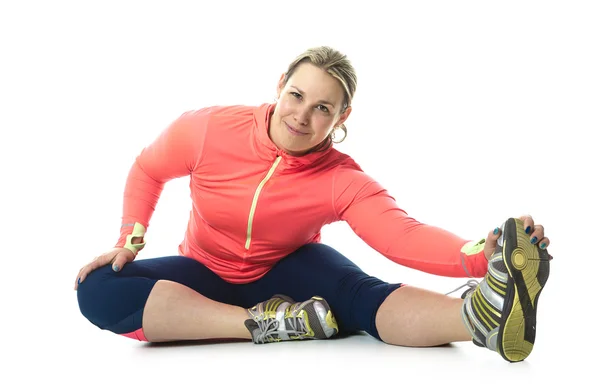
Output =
[{"x1": 0, "y1": 0, "x2": 598, "y2": 384}]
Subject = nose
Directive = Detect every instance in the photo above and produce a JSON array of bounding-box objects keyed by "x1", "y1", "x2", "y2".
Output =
[{"x1": 294, "y1": 106, "x2": 310, "y2": 126}]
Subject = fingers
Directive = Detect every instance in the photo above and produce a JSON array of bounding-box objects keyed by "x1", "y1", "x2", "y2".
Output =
[
  {"x1": 537, "y1": 237, "x2": 550, "y2": 250},
  {"x1": 518, "y1": 214, "x2": 550, "y2": 250},
  {"x1": 74, "y1": 268, "x2": 84, "y2": 290},
  {"x1": 483, "y1": 226, "x2": 502, "y2": 260},
  {"x1": 484, "y1": 214, "x2": 552, "y2": 263},
  {"x1": 489, "y1": 226, "x2": 502, "y2": 241},
  {"x1": 111, "y1": 251, "x2": 131, "y2": 273},
  {"x1": 74, "y1": 258, "x2": 101, "y2": 290},
  {"x1": 529, "y1": 224, "x2": 549, "y2": 249},
  {"x1": 74, "y1": 249, "x2": 136, "y2": 290},
  {"x1": 74, "y1": 252, "x2": 114, "y2": 290},
  {"x1": 518, "y1": 214, "x2": 535, "y2": 235}
]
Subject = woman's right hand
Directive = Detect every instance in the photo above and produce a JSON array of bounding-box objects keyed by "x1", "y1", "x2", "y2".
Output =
[{"x1": 74, "y1": 247, "x2": 135, "y2": 290}]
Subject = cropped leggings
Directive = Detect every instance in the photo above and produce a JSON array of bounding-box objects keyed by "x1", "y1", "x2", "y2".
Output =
[{"x1": 77, "y1": 243, "x2": 402, "y2": 341}]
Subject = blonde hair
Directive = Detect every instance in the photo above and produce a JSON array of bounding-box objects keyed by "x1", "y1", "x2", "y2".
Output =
[{"x1": 283, "y1": 46, "x2": 357, "y2": 149}]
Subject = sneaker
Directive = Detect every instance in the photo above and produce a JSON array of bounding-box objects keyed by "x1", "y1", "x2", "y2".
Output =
[
  {"x1": 461, "y1": 217, "x2": 551, "y2": 362},
  {"x1": 245, "y1": 294, "x2": 339, "y2": 344}
]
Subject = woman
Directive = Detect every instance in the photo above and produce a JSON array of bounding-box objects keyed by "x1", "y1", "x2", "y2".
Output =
[{"x1": 75, "y1": 46, "x2": 552, "y2": 363}]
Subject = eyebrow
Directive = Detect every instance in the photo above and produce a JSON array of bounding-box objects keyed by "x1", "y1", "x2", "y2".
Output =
[{"x1": 290, "y1": 86, "x2": 336, "y2": 108}]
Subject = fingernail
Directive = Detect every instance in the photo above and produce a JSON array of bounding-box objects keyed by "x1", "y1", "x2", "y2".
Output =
[
  {"x1": 540, "y1": 242, "x2": 547, "y2": 249},
  {"x1": 77, "y1": 277, "x2": 81, "y2": 284},
  {"x1": 113, "y1": 265, "x2": 120, "y2": 272},
  {"x1": 530, "y1": 236, "x2": 538, "y2": 244},
  {"x1": 493, "y1": 227, "x2": 499, "y2": 235},
  {"x1": 525, "y1": 226, "x2": 531, "y2": 234}
]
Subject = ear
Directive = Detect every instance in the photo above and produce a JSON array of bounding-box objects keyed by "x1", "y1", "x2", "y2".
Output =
[
  {"x1": 335, "y1": 106, "x2": 352, "y2": 127},
  {"x1": 276, "y1": 73, "x2": 286, "y2": 99}
]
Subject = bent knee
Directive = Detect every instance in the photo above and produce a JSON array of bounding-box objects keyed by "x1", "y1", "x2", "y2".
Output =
[
  {"x1": 76, "y1": 267, "x2": 155, "y2": 333},
  {"x1": 76, "y1": 266, "x2": 118, "y2": 328}
]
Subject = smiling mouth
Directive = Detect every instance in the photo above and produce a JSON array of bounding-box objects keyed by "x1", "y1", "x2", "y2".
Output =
[{"x1": 285, "y1": 123, "x2": 308, "y2": 135}]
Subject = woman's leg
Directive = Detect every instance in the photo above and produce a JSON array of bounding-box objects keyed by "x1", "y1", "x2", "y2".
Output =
[
  {"x1": 240, "y1": 243, "x2": 471, "y2": 346},
  {"x1": 77, "y1": 255, "x2": 250, "y2": 342},
  {"x1": 243, "y1": 217, "x2": 550, "y2": 363},
  {"x1": 141, "y1": 280, "x2": 250, "y2": 342},
  {"x1": 380, "y1": 216, "x2": 552, "y2": 363},
  {"x1": 375, "y1": 286, "x2": 471, "y2": 346},
  {"x1": 239, "y1": 243, "x2": 402, "y2": 340}
]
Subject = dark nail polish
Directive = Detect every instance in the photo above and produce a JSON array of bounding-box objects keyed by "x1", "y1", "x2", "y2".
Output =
[
  {"x1": 78, "y1": 277, "x2": 81, "y2": 284},
  {"x1": 540, "y1": 242, "x2": 547, "y2": 249},
  {"x1": 525, "y1": 226, "x2": 531, "y2": 234},
  {"x1": 530, "y1": 236, "x2": 538, "y2": 244},
  {"x1": 493, "y1": 227, "x2": 499, "y2": 235}
]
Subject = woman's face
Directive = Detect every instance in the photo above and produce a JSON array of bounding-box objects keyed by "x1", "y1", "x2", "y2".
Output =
[{"x1": 269, "y1": 63, "x2": 351, "y2": 156}]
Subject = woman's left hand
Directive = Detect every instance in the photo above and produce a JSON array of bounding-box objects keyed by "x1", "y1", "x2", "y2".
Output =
[{"x1": 483, "y1": 215, "x2": 551, "y2": 260}]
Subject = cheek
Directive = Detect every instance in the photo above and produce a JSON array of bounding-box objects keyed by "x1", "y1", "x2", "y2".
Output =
[
  {"x1": 312, "y1": 116, "x2": 335, "y2": 137},
  {"x1": 278, "y1": 98, "x2": 294, "y2": 116}
]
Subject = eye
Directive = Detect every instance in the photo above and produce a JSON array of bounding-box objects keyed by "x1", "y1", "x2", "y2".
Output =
[
  {"x1": 317, "y1": 105, "x2": 330, "y2": 113},
  {"x1": 290, "y1": 91, "x2": 302, "y2": 99}
]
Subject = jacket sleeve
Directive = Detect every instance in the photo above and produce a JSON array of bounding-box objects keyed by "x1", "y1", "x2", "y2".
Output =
[
  {"x1": 114, "y1": 109, "x2": 209, "y2": 254},
  {"x1": 332, "y1": 165, "x2": 488, "y2": 278}
]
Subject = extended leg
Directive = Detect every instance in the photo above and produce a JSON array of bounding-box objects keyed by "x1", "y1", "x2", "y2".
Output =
[
  {"x1": 377, "y1": 217, "x2": 551, "y2": 362},
  {"x1": 375, "y1": 286, "x2": 471, "y2": 346}
]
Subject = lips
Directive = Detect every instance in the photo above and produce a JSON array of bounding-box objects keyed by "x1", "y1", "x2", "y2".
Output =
[{"x1": 285, "y1": 122, "x2": 308, "y2": 135}]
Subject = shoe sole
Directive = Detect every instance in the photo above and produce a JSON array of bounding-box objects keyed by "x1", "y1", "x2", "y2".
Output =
[{"x1": 498, "y1": 218, "x2": 551, "y2": 362}]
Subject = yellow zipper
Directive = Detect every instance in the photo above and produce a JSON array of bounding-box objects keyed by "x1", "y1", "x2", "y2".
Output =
[{"x1": 245, "y1": 156, "x2": 282, "y2": 250}]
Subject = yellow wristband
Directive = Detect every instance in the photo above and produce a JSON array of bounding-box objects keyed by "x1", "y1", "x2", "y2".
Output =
[{"x1": 123, "y1": 222, "x2": 146, "y2": 255}]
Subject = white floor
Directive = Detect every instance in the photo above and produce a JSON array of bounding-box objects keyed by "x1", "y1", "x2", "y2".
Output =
[
  {"x1": 5, "y1": 250, "x2": 593, "y2": 386},
  {"x1": 45, "y1": 325, "x2": 586, "y2": 386}
]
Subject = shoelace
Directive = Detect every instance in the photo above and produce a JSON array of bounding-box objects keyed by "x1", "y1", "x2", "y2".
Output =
[
  {"x1": 445, "y1": 279, "x2": 480, "y2": 299},
  {"x1": 254, "y1": 317, "x2": 281, "y2": 344},
  {"x1": 284, "y1": 309, "x2": 308, "y2": 338},
  {"x1": 254, "y1": 311, "x2": 309, "y2": 343}
]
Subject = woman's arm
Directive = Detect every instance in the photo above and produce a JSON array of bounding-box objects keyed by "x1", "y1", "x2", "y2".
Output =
[
  {"x1": 333, "y1": 165, "x2": 488, "y2": 278},
  {"x1": 114, "y1": 109, "x2": 210, "y2": 254}
]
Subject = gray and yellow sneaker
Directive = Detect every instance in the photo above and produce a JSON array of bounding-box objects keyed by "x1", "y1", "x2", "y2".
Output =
[
  {"x1": 245, "y1": 294, "x2": 338, "y2": 344},
  {"x1": 461, "y1": 217, "x2": 551, "y2": 362}
]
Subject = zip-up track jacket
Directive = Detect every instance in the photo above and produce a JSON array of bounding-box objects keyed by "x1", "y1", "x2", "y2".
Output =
[{"x1": 115, "y1": 103, "x2": 488, "y2": 284}]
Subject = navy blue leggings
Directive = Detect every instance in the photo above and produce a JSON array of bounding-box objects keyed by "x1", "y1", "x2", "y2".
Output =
[{"x1": 77, "y1": 243, "x2": 402, "y2": 340}]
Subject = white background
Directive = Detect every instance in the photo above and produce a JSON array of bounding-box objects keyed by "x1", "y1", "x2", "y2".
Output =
[{"x1": 1, "y1": 0, "x2": 598, "y2": 384}]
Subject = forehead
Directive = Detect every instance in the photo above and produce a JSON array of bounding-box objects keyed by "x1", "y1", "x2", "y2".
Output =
[{"x1": 286, "y1": 63, "x2": 344, "y2": 104}]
